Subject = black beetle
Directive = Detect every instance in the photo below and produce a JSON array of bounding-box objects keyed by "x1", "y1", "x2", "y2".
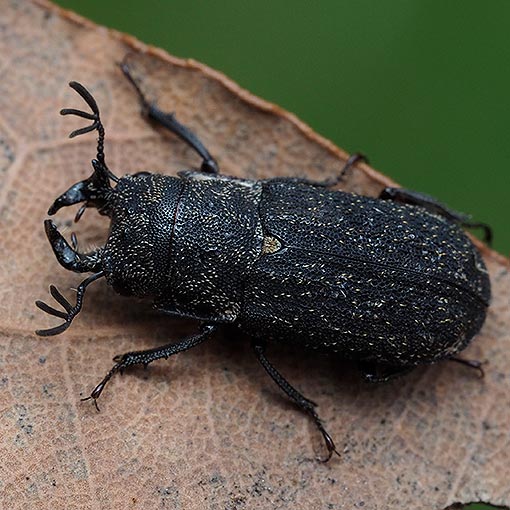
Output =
[{"x1": 36, "y1": 63, "x2": 491, "y2": 461}]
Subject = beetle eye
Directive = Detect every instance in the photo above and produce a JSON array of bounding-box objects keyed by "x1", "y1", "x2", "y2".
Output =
[{"x1": 132, "y1": 171, "x2": 151, "y2": 178}]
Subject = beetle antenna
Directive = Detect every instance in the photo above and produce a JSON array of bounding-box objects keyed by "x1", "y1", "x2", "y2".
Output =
[
  {"x1": 61, "y1": 82, "x2": 119, "y2": 183},
  {"x1": 35, "y1": 271, "x2": 105, "y2": 336}
]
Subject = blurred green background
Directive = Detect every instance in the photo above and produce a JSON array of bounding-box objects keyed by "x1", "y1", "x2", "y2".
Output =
[
  {"x1": 54, "y1": 0, "x2": 509, "y2": 257},
  {"x1": 54, "y1": 3, "x2": 509, "y2": 506}
]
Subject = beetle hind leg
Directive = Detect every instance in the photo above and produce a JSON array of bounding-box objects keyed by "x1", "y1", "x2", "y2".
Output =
[
  {"x1": 358, "y1": 360, "x2": 414, "y2": 383},
  {"x1": 253, "y1": 342, "x2": 339, "y2": 462},
  {"x1": 120, "y1": 57, "x2": 219, "y2": 175},
  {"x1": 449, "y1": 356, "x2": 485, "y2": 378},
  {"x1": 379, "y1": 187, "x2": 493, "y2": 245}
]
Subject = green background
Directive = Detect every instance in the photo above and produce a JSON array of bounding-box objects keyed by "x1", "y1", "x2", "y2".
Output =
[
  {"x1": 54, "y1": 1, "x2": 510, "y2": 254},
  {"x1": 53, "y1": 3, "x2": 509, "y2": 507}
]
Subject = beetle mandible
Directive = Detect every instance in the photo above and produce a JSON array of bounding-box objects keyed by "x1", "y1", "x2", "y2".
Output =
[{"x1": 36, "y1": 61, "x2": 491, "y2": 461}]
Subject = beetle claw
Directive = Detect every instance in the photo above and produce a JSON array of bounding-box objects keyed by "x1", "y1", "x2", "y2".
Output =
[
  {"x1": 450, "y1": 357, "x2": 487, "y2": 378},
  {"x1": 81, "y1": 394, "x2": 101, "y2": 412},
  {"x1": 316, "y1": 422, "x2": 340, "y2": 463},
  {"x1": 81, "y1": 361, "x2": 123, "y2": 411}
]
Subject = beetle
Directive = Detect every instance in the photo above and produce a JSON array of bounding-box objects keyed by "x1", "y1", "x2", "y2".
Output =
[{"x1": 36, "y1": 62, "x2": 491, "y2": 461}]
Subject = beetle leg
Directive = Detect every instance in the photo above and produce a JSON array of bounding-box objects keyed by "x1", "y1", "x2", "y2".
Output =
[
  {"x1": 379, "y1": 187, "x2": 493, "y2": 245},
  {"x1": 267, "y1": 153, "x2": 368, "y2": 188},
  {"x1": 120, "y1": 58, "x2": 219, "y2": 175},
  {"x1": 358, "y1": 360, "x2": 414, "y2": 383},
  {"x1": 449, "y1": 356, "x2": 485, "y2": 378},
  {"x1": 253, "y1": 342, "x2": 339, "y2": 462},
  {"x1": 81, "y1": 324, "x2": 217, "y2": 411}
]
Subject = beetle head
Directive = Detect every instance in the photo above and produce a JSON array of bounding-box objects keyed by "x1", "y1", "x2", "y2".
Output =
[
  {"x1": 44, "y1": 82, "x2": 179, "y2": 295},
  {"x1": 45, "y1": 169, "x2": 179, "y2": 290},
  {"x1": 48, "y1": 158, "x2": 114, "y2": 219},
  {"x1": 37, "y1": 82, "x2": 174, "y2": 336},
  {"x1": 44, "y1": 82, "x2": 174, "y2": 298}
]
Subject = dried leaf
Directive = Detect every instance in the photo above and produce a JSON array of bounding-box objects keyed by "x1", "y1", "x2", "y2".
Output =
[{"x1": 0, "y1": 1, "x2": 509, "y2": 509}]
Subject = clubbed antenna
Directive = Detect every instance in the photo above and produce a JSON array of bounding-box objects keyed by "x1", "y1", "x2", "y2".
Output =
[
  {"x1": 36, "y1": 271, "x2": 104, "y2": 336},
  {"x1": 61, "y1": 81, "x2": 118, "y2": 183}
]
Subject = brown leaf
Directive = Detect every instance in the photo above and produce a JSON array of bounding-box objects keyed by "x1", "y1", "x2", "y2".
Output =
[{"x1": 1, "y1": 1, "x2": 509, "y2": 508}]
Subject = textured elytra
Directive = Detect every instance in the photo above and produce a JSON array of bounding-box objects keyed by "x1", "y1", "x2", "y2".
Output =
[
  {"x1": 0, "y1": 1, "x2": 509, "y2": 509},
  {"x1": 240, "y1": 180, "x2": 489, "y2": 365}
]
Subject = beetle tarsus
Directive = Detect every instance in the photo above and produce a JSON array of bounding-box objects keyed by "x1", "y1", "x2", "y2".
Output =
[
  {"x1": 81, "y1": 366, "x2": 119, "y2": 410},
  {"x1": 336, "y1": 152, "x2": 368, "y2": 184},
  {"x1": 119, "y1": 57, "x2": 150, "y2": 111},
  {"x1": 461, "y1": 221, "x2": 493, "y2": 246},
  {"x1": 313, "y1": 416, "x2": 340, "y2": 462},
  {"x1": 450, "y1": 357, "x2": 486, "y2": 378},
  {"x1": 253, "y1": 342, "x2": 338, "y2": 460},
  {"x1": 80, "y1": 394, "x2": 101, "y2": 413}
]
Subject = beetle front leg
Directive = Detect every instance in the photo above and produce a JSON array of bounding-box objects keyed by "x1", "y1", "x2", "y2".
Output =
[
  {"x1": 82, "y1": 323, "x2": 217, "y2": 410},
  {"x1": 379, "y1": 187, "x2": 493, "y2": 245},
  {"x1": 121, "y1": 58, "x2": 219, "y2": 175},
  {"x1": 253, "y1": 342, "x2": 339, "y2": 462}
]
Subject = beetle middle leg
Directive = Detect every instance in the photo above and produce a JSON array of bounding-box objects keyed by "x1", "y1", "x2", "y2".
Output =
[
  {"x1": 81, "y1": 323, "x2": 217, "y2": 411},
  {"x1": 121, "y1": 58, "x2": 219, "y2": 175},
  {"x1": 253, "y1": 341, "x2": 339, "y2": 462},
  {"x1": 379, "y1": 187, "x2": 493, "y2": 245}
]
